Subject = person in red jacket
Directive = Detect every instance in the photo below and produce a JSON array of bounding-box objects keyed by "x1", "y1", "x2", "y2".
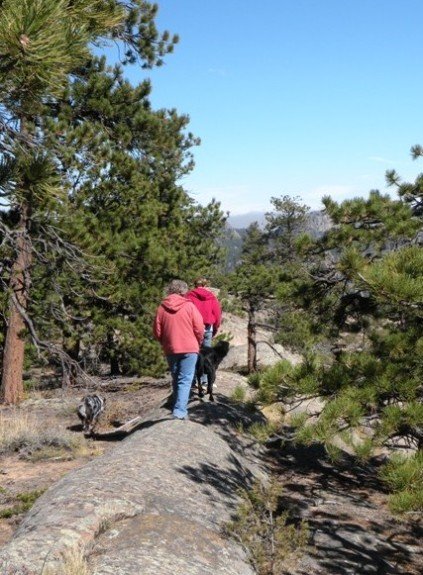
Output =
[
  {"x1": 186, "y1": 277, "x2": 222, "y2": 346},
  {"x1": 153, "y1": 279, "x2": 204, "y2": 420},
  {"x1": 186, "y1": 278, "x2": 222, "y2": 389}
]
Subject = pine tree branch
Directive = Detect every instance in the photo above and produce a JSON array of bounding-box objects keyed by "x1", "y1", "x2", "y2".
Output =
[
  {"x1": 357, "y1": 273, "x2": 423, "y2": 309},
  {"x1": 255, "y1": 340, "x2": 290, "y2": 358}
]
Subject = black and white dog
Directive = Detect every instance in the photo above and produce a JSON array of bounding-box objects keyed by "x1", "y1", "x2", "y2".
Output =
[
  {"x1": 195, "y1": 340, "x2": 230, "y2": 402},
  {"x1": 77, "y1": 394, "x2": 106, "y2": 435}
]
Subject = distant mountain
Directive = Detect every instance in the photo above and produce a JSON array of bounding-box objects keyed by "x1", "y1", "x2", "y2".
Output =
[
  {"x1": 226, "y1": 210, "x2": 332, "y2": 238},
  {"x1": 221, "y1": 210, "x2": 333, "y2": 271},
  {"x1": 226, "y1": 211, "x2": 267, "y2": 228}
]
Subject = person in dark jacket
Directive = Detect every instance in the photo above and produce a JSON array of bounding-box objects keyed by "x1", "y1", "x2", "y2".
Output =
[{"x1": 186, "y1": 278, "x2": 222, "y2": 388}]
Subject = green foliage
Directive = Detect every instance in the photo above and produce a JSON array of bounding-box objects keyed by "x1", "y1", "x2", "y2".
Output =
[
  {"x1": 253, "y1": 356, "x2": 328, "y2": 407},
  {"x1": 0, "y1": 0, "x2": 120, "y2": 113},
  {"x1": 0, "y1": 0, "x2": 227, "y2": 381},
  {"x1": 377, "y1": 402, "x2": 423, "y2": 448},
  {"x1": 353, "y1": 438, "x2": 374, "y2": 462},
  {"x1": 247, "y1": 421, "x2": 278, "y2": 444},
  {"x1": 225, "y1": 479, "x2": 308, "y2": 575},
  {"x1": 228, "y1": 219, "x2": 280, "y2": 308},
  {"x1": 231, "y1": 385, "x2": 247, "y2": 403},
  {"x1": 218, "y1": 293, "x2": 245, "y2": 316},
  {"x1": 0, "y1": 0, "x2": 178, "y2": 114},
  {"x1": 275, "y1": 309, "x2": 324, "y2": 352},
  {"x1": 360, "y1": 245, "x2": 423, "y2": 306},
  {"x1": 321, "y1": 190, "x2": 418, "y2": 247},
  {"x1": 42, "y1": 63, "x2": 225, "y2": 374},
  {"x1": 254, "y1": 361, "x2": 294, "y2": 405},
  {"x1": 265, "y1": 195, "x2": 310, "y2": 264},
  {"x1": 285, "y1": 168, "x2": 423, "y2": 460},
  {"x1": 247, "y1": 371, "x2": 262, "y2": 389},
  {"x1": 229, "y1": 263, "x2": 278, "y2": 309},
  {"x1": 0, "y1": 488, "x2": 45, "y2": 519},
  {"x1": 380, "y1": 452, "x2": 423, "y2": 514}
]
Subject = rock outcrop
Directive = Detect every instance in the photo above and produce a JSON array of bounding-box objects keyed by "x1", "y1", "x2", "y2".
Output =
[
  {"x1": 0, "y1": 401, "x2": 267, "y2": 574},
  {"x1": 220, "y1": 341, "x2": 302, "y2": 371},
  {"x1": 219, "y1": 312, "x2": 302, "y2": 370}
]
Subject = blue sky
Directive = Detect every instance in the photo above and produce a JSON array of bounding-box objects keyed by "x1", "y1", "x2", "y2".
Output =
[{"x1": 123, "y1": 0, "x2": 423, "y2": 215}]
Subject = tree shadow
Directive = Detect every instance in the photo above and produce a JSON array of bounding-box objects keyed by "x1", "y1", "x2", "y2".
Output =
[
  {"x1": 307, "y1": 518, "x2": 418, "y2": 575},
  {"x1": 177, "y1": 452, "x2": 256, "y2": 508},
  {"x1": 186, "y1": 393, "x2": 267, "y2": 455},
  {"x1": 270, "y1": 434, "x2": 387, "y2": 493},
  {"x1": 266, "y1": 436, "x2": 422, "y2": 574}
]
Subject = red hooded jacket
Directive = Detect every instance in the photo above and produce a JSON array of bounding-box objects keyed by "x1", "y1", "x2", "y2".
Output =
[
  {"x1": 186, "y1": 287, "x2": 222, "y2": 334},
  {"x1": 153, "y1": 294, "x2": 204, "y2": 355}
]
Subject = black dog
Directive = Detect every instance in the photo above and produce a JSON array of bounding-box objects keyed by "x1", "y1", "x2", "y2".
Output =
[{"x1": 195, "y1": 340, "x2": 230, "y2": 402}]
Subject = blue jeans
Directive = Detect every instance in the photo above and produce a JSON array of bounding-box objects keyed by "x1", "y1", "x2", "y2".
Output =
[
  {"x1": 203, "y1": 326, "x2": 213, "y2": 348},
  {"x1": 201, "y1": 327, "x2": 213, "y2": 384},
  {"x1": 167, "y1": 353, "x2": 198, "y2": 419}
]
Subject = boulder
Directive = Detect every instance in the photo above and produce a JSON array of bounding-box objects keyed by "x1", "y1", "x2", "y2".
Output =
[
  {"x1": 220, "y1": 341, "x2": 302, "y2": 371},
  {"x1": 0, "y1": 402, "x2": 266, "y2": 575}
]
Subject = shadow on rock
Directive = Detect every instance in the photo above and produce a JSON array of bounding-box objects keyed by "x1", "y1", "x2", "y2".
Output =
[
  {"x1": 266, "y1": 434, "x2": 422, "y2": 575},
  {"x1": 187, "y1": 393, "x2": 267, "y2": 454},
  {"x1": 177, "y1": 452, "x2": 256, "y2": 505}
]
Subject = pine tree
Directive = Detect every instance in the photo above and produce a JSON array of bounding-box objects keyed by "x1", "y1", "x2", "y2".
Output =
[
  {"x1": 32, "y1": 56, "x2": 226, "y2": 377},
  {"x1": 265, "y1": 195, "x2": 309, "y2": 264},
  {"x1": 228, "y1": 197, "x2": 312, "y2": 372},
  {"x1": 229, "y1": 223, "x2": 277, "y2": 372},
  {"x1": 263, "y1": 195, "x2": 317, "y2": 351},
  {"x1": 272, "y1": 183, "x2": 422, "y2": 455},
  {"x1": 0, "y1": 1, "x2": 179, "y2": 402}
]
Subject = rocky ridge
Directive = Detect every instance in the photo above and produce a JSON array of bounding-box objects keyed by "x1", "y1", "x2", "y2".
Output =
[{"x1": 0, "y1": 396, "x2": 268, "y2": 574}]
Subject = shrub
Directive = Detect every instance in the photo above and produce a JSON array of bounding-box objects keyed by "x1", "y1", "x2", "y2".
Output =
[
  {"x1": 231, "y1": 385, "x2": 247, "y2": 403},
  {"x1": 247, "y1": 422, "x2": 278, "y2": 444},
  {"x1": 0, "y1": 490, "x2": 46, "y2": 519},
  {"x1": 380, "y1": 452, "x2": 423, "y2": 514},
  {"x1": 225, "y1": 479, "x2": 308, "y2": 574},
  {"x1": 254, "y1": 361, "x2": 294, "y2": 405}
]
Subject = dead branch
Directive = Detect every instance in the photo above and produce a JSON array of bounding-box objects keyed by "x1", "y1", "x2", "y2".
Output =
[{"x1": 11, "y1": 292, "x2": 98, "y2": 388}]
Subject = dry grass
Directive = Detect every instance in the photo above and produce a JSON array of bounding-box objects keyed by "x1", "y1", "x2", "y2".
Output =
[
  {"x1": 57, "y1": 548, "x2": 90, "y2": 575},
  {"x1": 0, "y1": 410, "x2": 41, "y2": 453},
  {"x1": 225, "y1": 479, "x2": 309, "y2": 575},
  {"x1": 0, "y1": 409, "x2": 102, "y2": 460},
  {"x1": 41, "y1": 547, "x2": 91, "y2": 575},
  {"x1": 0, "y1": 547, "x2": 92, "y2": 575},
  {"x1": 98, "y1": 398, "x2": 126, "y2": 428}
]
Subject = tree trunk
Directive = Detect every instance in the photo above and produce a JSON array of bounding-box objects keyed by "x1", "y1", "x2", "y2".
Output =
[
  {"x1": 1, "y1": 204, "x2": 32, "y2": 404},
  {"x1": 107, "y1": 331, "x2": 121, "y2": 376},
  {"x1": 62, "y1": 335, "x2": 80, "y2": 387},
  {"x1": 247, "y1": 303, "x2": 257, "y2": 373},
  {"x1": 110, "y1": 356, "x2": 121, "y2": 376}
]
